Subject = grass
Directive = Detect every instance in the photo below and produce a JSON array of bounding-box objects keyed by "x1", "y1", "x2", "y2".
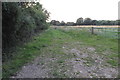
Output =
[
  {"x1": 95, "y1": 28, "x2": 119, "y2": 39},
  {"x1": 57, "y1": 27, "x2": 118, "y2": 67},
  {"x1": 107, "y1": 59, "x2": 118, "y2": 67},
  {"x1": 83, "y1": 57, "x2": 95, "y2": 67},
  {"x1": 3, "y1": 28, "x2": 73, "y2": 78},
  {"x1": 57, "y1": 60, "x2": 65, "y2": 64},
  {"x1": 3, "y1": 27, "x2": 118, "y2": 78},
  {"x1": 59, "y1": 27, "x2": 118, "y2": 52},
  {"x1": 3, "y1": 29, "x2": 53, "y2": 78}
]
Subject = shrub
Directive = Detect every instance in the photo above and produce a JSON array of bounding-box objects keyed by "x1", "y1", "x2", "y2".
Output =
[{"x1": 2, "y1": 2, "x2": 50, "y2": 61}]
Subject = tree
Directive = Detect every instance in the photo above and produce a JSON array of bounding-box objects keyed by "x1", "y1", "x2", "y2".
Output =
[
  {"x1": 76, "y1": 17, "x2": 83, "y2": 25},
  {"x1": 91, "y1": 20, "x2": 97, "y2": 25},
  {"x1": 50, "y1": 20, "x2": 60, "y2": 26},
  {"x1": 2, "y1": 2, "x2": 50, "y2": 61},
  {"x1": 66, "y1": 22, "x2": 75, "y2": 26},
  {"x1": 60, "y1": 21, "x2": 66, "y2": 26},
  {"x1": 55, "y1": 21, "x2": 60, "y2": 26},
  {"x1": 117, "y1": 20, "x2": 120, "y2": 25},
  {"x1": 50, "y1": 20, "x2": 56, "y2": 25},
  {"x1": 83, "y1": 18, "x2": 92, "y2": 25}
]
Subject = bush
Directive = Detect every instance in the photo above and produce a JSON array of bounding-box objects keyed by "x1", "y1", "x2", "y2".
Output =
[{"x1": 2, "y1": 2, "x2": 50, "y2": 61}]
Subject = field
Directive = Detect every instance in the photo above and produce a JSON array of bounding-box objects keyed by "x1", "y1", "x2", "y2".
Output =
[
  {"x1": 51, "y1": 25, "x2": 119, "y2": 28},
  {"x1": 52, "y1": 25, "x2": 119, "y2": 39},
  {"x1": 3, "y1": 26, "x2": 118, "y2": 78}
]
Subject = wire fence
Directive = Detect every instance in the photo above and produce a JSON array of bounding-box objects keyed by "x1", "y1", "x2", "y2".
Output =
[
  {"x1": 90, "y1": 27, "x2": 119, "y2": 39},
  {"x1": 51, "y1": 26, "x2": 119, "y2": 39}
]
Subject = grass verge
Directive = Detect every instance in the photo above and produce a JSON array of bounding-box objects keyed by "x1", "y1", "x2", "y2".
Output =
[{"x1": 3, "y1": 29, "x2": 53, "y2": 78}]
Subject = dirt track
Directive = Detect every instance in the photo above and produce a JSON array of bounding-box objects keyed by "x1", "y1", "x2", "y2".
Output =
[{"x1": 11, "y1": 27, "x2": 118, "y2": 78}]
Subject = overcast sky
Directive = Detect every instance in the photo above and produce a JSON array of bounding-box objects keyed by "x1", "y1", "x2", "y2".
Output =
[{"x1": 40, "y1": 0, "x2": 119, "y2": 22}]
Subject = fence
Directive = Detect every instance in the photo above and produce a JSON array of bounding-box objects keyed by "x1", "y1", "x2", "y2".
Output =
[
  {"x1": 52, "y1": 26, "x2": 119, "y2": 39},
  {"x1": 91, "y1": 27, "x2": 119, "y2": 39}
]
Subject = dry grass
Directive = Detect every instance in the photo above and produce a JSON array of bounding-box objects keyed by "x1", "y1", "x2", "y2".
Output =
[{"x1": 51, "y1": 25, "x2": 119, "y2": 28}]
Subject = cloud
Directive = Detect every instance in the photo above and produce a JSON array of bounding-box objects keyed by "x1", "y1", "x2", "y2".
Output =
[{"x1": 40, "y1": 0, "x2": 119, "y2": 22}]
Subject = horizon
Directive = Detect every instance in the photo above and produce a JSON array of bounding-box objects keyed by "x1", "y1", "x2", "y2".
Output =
[
  {"x1": 40, "y1": 0, "x2": 119, "y2": 23},
  {"x1": 47, "y1": 18, "x2": 119, "y2": 23}
]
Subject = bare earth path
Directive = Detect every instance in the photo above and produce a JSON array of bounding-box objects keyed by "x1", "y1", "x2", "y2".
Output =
[{"x1": 11, "y1": 28, "x2": 118, "y2": 78}]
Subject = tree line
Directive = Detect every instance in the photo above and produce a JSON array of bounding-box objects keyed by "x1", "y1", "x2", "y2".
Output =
[
  {"x1": 50, "y1": 17, "x2": 120, "y2": 26},
  {"x1": 2, "y1": 2, "x2": 50, "y2": 61}
]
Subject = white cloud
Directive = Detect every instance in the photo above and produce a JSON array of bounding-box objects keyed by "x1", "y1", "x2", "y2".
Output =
[{"x1": 40, "y1": 0, "x2": 119, "y2": 22}]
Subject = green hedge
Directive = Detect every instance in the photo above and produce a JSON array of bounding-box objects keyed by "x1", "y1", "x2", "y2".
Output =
[{"x1": 2, "y1": 2, "x2": 50, "y2": 61}]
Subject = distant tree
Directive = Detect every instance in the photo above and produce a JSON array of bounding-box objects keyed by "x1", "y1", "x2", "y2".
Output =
[
  {"x1": 60, "y1": 21, "x2": 66, "y2": 26},
  {"x1": 66, "y1": 22, "x2": 75, "y2": 26},
  {"x1": 50, "y1": 20, "x2": 60, "y2": 26},
  {"x1": 117, "y1": 20, "x2": 120, "y2": 25},
  {"x1": 76, "y1": 17, "x2": 83, "y2": 25},
  {"x1": 83, "y1": 18, "x2": 92, "y2": 25},
  {"x1": 113, "y1": 21, "x2": 117, "y2": 25},
  {"x1": 94, "y1": 20, "x2": 118, "y2": 25},
  {"x1": 109, "y1": 20, "x2": 116, "y2": 25},
  {"x1": 55, "y1": 21, "x2": 60, "y2": 26},
  {"x1": 91, "y1": 20, "x2": 97, "y2": 25},
  {"x1": 100, "y1": 20, "x2": 106, "y2": 25},
  {"x1": 50, "y1": 20, "x2": 56, "y2": 25}
]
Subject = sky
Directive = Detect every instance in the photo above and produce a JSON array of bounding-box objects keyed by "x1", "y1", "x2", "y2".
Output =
[{"x1": 39, "y1": 0, "x2": 119, "y2": 22}]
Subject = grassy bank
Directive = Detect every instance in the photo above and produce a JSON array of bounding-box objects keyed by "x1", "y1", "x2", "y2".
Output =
[{"x1": 3, "y1": 29, "x2": 53, "y2": 78}]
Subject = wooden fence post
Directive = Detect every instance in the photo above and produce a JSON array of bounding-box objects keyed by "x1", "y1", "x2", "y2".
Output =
[{"x1": 91, "y1": 27, "x2": 94, "y2": 34}]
